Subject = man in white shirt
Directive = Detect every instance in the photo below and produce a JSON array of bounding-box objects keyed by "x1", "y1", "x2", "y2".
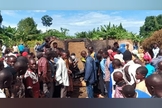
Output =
[
  {"x1": 55, "y1": 51, "x2": 69, "y2": 98},
  {"x1": 1, "y1": 44, "x2": 6, "y2": 57},
  {"x1": 152, "y1": 43, "x2": 160, "y2": 59}
]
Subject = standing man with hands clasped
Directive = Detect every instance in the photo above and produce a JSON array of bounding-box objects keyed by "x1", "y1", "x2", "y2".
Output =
[
  {"x1": 84, "y1": 46, "x2": 97, "y2": 98},
  {"x1": 55, "y1": 51, "x2": 69, "y2": 98}
]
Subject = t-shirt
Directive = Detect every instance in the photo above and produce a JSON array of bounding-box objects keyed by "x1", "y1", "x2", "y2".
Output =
[
  {"x1": 18, "y1": 44, "x2": 25, "y2": 52},
  {"x1": 13, "y1": 46, "x2": 18, "y2": 52},
  {"x1": 0, "y1": 89, "x2": 6, "y2": 98},
  {"x1": 136, "y1": 89, "x2": 151, "y2": 98},
  {"x1": 1, "y1": 45, "x2": 6, "y2": 53},
  {"x1": 24, "y1": 70, "x2": 40, "y2": 98},
  {"x1": 145, "y1": 64, "x2": 155, "y2": 78},
  {"x1": 128, "y1": 64, "x2": 141, "y2": 85},
  {"x1": 136, "y1": 80, "x2": 150, "y2": 95}
]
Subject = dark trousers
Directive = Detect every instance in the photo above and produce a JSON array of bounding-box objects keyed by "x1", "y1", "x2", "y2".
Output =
[
  {"x1": 98, "y1": 75, "x2": 105, "y2": 96},
  {"x1": 105, "y1": 81, "x2": 110, "y2": 98},
  {"x1": 53, "y1": 85, "x2": 61, "y2": 98}
]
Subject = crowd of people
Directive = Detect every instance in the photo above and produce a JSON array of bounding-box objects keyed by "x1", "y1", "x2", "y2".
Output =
[{"x1": 0, "y1": 36, "x2": 162, "y2": 98}]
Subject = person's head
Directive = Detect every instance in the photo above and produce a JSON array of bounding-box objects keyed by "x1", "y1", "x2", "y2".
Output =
[
  {"x1": 36, "y1": 52, "x2": 43, "y2": 59},
  {"x1": 7, "y1": 55, "x2": 17, "y2": 67},
  {"x1": 87, "y1": 46, "x2": 94, "y2": 54},
  {"x1": 71, "y1": 53, "x2": 75, "y2": 56},
  {"x1": 4, "y1": 48, "x2": 11, "y2": 55},
  {"x1": 28, "y1": 58, "x2": 37, "y2": 72},
  {"x1": 135, "y1": 66, "x2": 148, "y2": 81},
  {"x1": 27, "y1": 53, "x2": 34, "y2": 60},
  {"x1": 81, "y1": 50, "x2": 87, "y2": 58},
  {"x1": 53, "y1": 42, "x2": 58, "y2": 48},
  {"x1": 96, "y1": 53, "x2": 102, "y2": 61},
  {"x1": 113, "y1": 71, "x2": 123, "y2": 83},
  {"x1": 112, "y1": 47, "x2": 118, "y2": 52},
  {"x1": 123, "y1": 50, "x2": 132, "y2": 62},
  {"x1": 45, "y1": 48, "x2": 53, "y2": 60},
  {"x1": 0, "y1": 61, "x2": 4, "y2": 71},
  {"x1": 107, "y1": 45, "x2": 111, "y2": 50},
  {"x1": 112, "y1": 59, "x2": 122, "y2": 69},
  {"x1": 158, "y1": 61, "x2": 162, "y2": 71},
  {"x1": 17, "y1": 56, "x2": 29, "y2": 63},
  {"x1": 134, "y1": 58, "x2": 143, "y2": 65},
  {"x1": 14, "y1": 61, "x2": 28, "y2": 76},
  {"x1": 153, "y1": 43, "x2": 158, "y2": 49},
  {"x1": 145, "y1": 74, "x2": 162, "y2": 98},
  {"x1": 61, "y1": 51, "x2": 68, "y2": 60},
  {"x1": 121, "y1": 85, "x2": 136, "y2": 98},
  {"x1": 36, "y1": 42, "x2": 40, "y2": 45},
  {"x1": 0, "y1": 68, "x2": 13, "y2": 89},
  {"x1": 98, "y1": 49, "x2": 104, "y2": 54},
  {"x1": 102, "y1": 51, "x2": 108, "y2": 59},
  {"x1": 44, "y1": 36, "x2": 51, "y2": 43},
  {"x1": 114, "y1": 42, "x2": 119, "y2": 48}
]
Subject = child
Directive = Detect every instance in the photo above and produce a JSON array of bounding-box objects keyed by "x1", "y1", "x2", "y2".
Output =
[
  {"x1": 135, "y1": 66, "x2": 150, "y2": 95},
  {"x1": 24, "y1": 58, "x2": 40, "y2": 98},
  {"x1": 113, "y1": 71, "x2": 127, "y2": 98},
  {"x1": 121, "y1": 85, "x2": 151, "y2": 98}
]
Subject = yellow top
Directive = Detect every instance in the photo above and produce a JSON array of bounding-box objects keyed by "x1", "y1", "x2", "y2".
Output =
[
  {"x1": 136, "y1": 80, "x2": 150, "y2": 95},
  {"x1": 90, "y1": 52, "x2": 95, "y2": 59}
]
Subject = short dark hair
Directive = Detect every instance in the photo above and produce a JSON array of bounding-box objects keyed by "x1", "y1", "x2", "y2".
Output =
[
  {"x1": 122, "y1": 85, "x2": 135, "y2": 98},
  {"x1": 136, "y1": 66, "x2": 148, "y2": 77}
]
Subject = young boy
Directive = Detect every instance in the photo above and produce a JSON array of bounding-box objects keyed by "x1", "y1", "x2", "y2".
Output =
[
  {"x1": 113, "y1": 71, "x2": 127, "y2": 98},
  {"x1": 24, "y1": 58, "x2": 40, "y2": 98},
  {"x1": 121, "y1": 85, "x2": 151, "y2": 98},
  {"x1": 135, "y1": 66, "x2": 150, "y2": 95}
]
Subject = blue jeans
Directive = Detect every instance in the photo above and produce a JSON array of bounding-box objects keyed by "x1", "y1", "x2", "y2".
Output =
[{"x1": 86, "y1": 83, "x2": 94, "y2": 98}]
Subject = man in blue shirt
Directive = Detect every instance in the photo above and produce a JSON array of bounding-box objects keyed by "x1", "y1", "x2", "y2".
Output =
[
  {"x1": 84, "y1": 48, "x2": 97, "y2": 98},
  {"x1": 18, "y1": 44, "x2": 25, "y2": 54}
]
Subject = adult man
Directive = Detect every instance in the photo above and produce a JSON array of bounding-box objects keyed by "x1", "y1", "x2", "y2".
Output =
[
  {"x1": 145, "y1": 74, "x2": 162, "y2": 98},
  {"x1": 52, "y1": 42, "x2": 58, "y2": 51},
  {"x1": 55, "y1": 51, "x2": 69, "y2": 98},
  {"x1": 84, "y1": 48, "x2": 97, "y2": 98},
  {"x1": 152, "y1": 43, "x2": 160, "y2": 59},
  {"x1": 151, "y1": 49, "x2": 162, "y2": 71},
  {"x1": 0, "y1": 68, "x2": 13, "y2": 98},
  {"x1": 12, "y1": 60, "x2": 28, "y2": 98},
  {"x1": 38, "y1": 48, "x2": 52, "y2": 98}
]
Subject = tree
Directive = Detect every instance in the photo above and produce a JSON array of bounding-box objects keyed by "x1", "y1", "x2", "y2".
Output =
[
  {"x1": 41, "y1": 15, "x2": 53, "y2": 31},
  {"x1": 17, "y1": 17, "x2": 38, "y2": 42},
  {"x1": 142, "y1": 29, "x2": 162, "y2": 50},
  {"x1": 140, "y1": 15, "x2": 162, "y2": 38},
  {"x1": 0, "y1": 11, "x2": 3, "y2": 28}
]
